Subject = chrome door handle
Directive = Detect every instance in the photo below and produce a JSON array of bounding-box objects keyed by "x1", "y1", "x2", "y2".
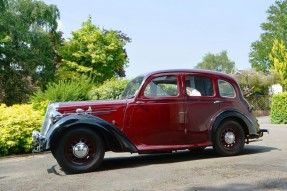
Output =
[
  {"x1": 214, "y1": 101, "x2": 222, "y2": 104},
  {"x1": 136, "y1": 101, "x2": 145, "y2": 105}
]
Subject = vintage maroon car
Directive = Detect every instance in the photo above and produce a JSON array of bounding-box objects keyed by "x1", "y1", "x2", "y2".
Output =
[{"x1": 32, "y1": 69, "x2": 268, "y2": 173}]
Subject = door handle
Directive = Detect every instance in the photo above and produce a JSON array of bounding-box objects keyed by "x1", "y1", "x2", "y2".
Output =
[
  {"x1": 136, "y1": 101, "x2": 145, "y2": 105},
  {"x1": 214, "y1": 100, "x2": 222, "y2": 104}
]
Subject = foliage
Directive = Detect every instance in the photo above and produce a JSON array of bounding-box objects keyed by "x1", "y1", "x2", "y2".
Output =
[
  {"x1": 0, "y1": 0, "x2": 60, "y2": 105},
  {"x1": 89, "y1": 78, "x2": 129, "y2": 100},
  {"x1": 194, "y1": 51, "x2": 235, "y2": 74},
  {"x1": 0, "y1": 104, "x2": 43, "y2": 156},
  {"x1": 233, "y1": 70, "x2": 280, "y2": 97},
  {"x1": 58, "y1": 17, "x2": 131, "y2": 84},
  {"x1": 269, "y1": 39, "x2": 287, "y2": 89},
  {"x1": 32, "y1": 77, "x2": 92, "y2": 105},
  {"x1": 271, "y1": 92, "x2": 287, "y2": 124},
  {"x1": 249, "y1": 0, "x2": 287, "y2": 73}
]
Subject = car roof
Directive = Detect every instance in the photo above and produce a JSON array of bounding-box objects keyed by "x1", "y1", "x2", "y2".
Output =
[{"x1": 141, "y1": 69, "x2": 235, "y2": 81}]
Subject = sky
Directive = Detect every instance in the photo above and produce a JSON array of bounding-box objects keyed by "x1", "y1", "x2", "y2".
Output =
[{"x1": 44, "y1": 0, "x2": 275, "y2": 78}]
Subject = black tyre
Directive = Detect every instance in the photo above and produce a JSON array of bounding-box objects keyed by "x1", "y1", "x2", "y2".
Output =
[
  {"x1": 213, "y1": 120, "x2": 245, "y2": 156},
  {"x1": 54, "y1": 128, "x2": 105, "y2": 174}
]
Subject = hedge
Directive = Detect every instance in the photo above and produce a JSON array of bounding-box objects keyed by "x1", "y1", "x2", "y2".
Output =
[
  {"x1": 32, "y1": 78, "x2": 92, "y2": 104},
  {"x1": 271, "y1": 92, "x2": 287, "y2": 124},
  {"x1": 89, "y1": 78, "x2": 130, "y2": 100},
  {"x1": 0, "y1": 104, "x2": 43, "y2": 156}
]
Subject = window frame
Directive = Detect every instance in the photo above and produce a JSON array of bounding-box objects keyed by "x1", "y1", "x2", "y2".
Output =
[
  {"x1": 218, "y1": 79, "x2": 236, "y2": 98},
  {"x1": 140, "y1": 74, "x2": 181, "y2": 99},
  {"x1": 184, "y1": 74, "x2": 215, "y2": 98}
]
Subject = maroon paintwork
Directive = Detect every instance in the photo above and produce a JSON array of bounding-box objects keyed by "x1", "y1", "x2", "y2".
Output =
[{"x1": 56, "y1": 69, "x2": 255, "y2": 153}]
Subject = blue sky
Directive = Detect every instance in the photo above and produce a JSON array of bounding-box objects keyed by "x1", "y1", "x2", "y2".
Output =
[{"x1": 44, "y1": 0, "x2": 275, "y2": 78}]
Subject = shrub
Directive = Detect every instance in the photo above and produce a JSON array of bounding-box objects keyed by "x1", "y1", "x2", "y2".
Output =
[
  {"x1": 89, "y1": 78, "x2": 130, "y2": 100},
  {"x1": 0, "y1": 104, "x2": 43, "y2": 156},
  {"x1": 271, "y1": 92, "x2": 287, "y2": 124},
  {"x1": 31, "y1": 77, "x2": 92, "y2": 104}
]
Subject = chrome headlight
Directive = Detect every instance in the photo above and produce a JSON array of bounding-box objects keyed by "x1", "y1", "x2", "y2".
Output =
[{"x1": 40, "y1": 103, "x2": 62, "y2": 136}]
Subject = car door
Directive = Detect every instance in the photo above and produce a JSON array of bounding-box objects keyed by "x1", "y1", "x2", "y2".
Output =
[
  {"x1": 183, "y1": 73, "x2": 220, "y2": 144},
  {"x1": 126, "y1": 73, "x2": 186, "y2": 147}
]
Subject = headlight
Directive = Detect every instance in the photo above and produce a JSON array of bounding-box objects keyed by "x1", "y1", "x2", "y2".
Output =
[{"x1": 40, "y1": 103, "x2": 62, "y2": 136}]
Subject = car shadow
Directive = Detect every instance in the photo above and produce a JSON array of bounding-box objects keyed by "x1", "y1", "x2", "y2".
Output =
[
  {"x1": 49, "y1": 145, "x2": 277, "y2": 175},
  {"x1": 97, "y1": 145, "x2": 277, "y2": 171}
]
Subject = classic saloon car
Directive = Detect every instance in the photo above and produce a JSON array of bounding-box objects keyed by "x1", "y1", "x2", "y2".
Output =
[{"x1": 32, "y1": 69, "x2": 268, "y2": 173}]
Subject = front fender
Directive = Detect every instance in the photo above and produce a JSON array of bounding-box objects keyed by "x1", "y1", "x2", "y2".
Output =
[
  {"x1": 45, "y1": 114, "x2": 138, "y2": 153},
  {"x1": 210, "y1": 109, "x2": 260, "y2": 142}
]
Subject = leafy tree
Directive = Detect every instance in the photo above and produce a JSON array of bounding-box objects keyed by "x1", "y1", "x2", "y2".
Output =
[
  {"x1": 0, "y1": 0, "x2": 60, "y2": 105},
  {"x1": 58, "y1": 17, "x2": 131, "y2": 84},
  {"x1": 249, "y1": 0, "x2": 287, "y2": 73},
  {"x1": 269, "y1": 39, "x2": 287, "y2": 89},
  {"x1": 233, "y1": 69, "x2": 280, "y2": 97},
  {"x1": 194, "y1": 51, "x2": 235, "y2": 74}
]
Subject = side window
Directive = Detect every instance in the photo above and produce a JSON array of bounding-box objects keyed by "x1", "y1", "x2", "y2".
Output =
[
  {"x1": 218, "y1": 80, "x2": 236, "y2": 98},
  {"x1": 144, "y1": 75, "x2": 178, "y2": 97},
  {"x1": 185, "y1": 75, "x2": 214, "y2": 96}
]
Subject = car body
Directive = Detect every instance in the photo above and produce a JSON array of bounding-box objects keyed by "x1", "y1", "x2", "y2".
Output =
[{"x1": 32, "y1": 69, "x2": 268, "y2": 173}]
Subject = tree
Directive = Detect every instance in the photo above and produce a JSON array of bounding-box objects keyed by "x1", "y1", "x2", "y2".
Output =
[
  {"x1": 233, "y1": 69, "x2": 280, "y2": 97},
  {"x1": 269, "y1": 39, "x2": 287, "y2": 89},
  {"x1": 249, "y1": 0, "x2": 287, "y2": 73},
  {"x1": 58, "y1": 17, "x2": 131, "y2": 84},
  {"x1": 194, "y1": 51, "x2": 235, "y2": 74},
  {"x1": 0, "y1": 0, "x2": 60, "y2": 105}
]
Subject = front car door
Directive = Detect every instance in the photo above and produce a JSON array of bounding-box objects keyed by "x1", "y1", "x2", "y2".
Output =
[{"x1": 126, "y1": 73, "x2": 186, "y2": 149}]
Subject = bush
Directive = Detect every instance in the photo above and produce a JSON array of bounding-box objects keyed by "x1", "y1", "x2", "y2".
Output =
[
  {"x1": 89, "y1": 78, "x2": 129, "y2": 100},
  {"x1": 271, "y1": 92, "x2": 287, "y2": 124},
  {"x1": 31, "y1": 78, "x2": 92, "y2": 104},
  {"x1": 0, "y1": 104, "x2": 43, "y2": 156}
]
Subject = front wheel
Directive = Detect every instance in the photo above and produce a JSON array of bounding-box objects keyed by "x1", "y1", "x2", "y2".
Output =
[
  {"x1": 213, "y1": 120, "x2": 245, "y2": 156},
  {"x1": 54, "y1": 128, "x2": 105, "y2": 174}
]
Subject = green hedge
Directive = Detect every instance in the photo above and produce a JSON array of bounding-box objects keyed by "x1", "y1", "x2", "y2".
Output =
[
  {"x1": 89, "y1": 78, "x2": 129, "y2": 100},
  {"x1": 0, "y1": 104, "x2": 43, "y2": 156},
  {"x1": 271, "y1": 92, "x2": 287, "y2": 124},
  {"x1": 32, "y1": 78, "x2": 92, "y2": 103}
]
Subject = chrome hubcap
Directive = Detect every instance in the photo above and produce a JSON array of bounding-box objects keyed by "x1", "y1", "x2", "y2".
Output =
[
  {"x1": 224, "y1": 132, "x2": 235, "y2": 144},
  {"x1": 73, "y1": 142, "x2": 89, "y2": 158}
]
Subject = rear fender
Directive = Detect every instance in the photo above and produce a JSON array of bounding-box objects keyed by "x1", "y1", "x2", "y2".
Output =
[
  {"x1": 45, "y1": 114, "x2": 138, "y2": 153},
  {"x1": 210, "y1": 109, "x2": 260, "y2": 142}
]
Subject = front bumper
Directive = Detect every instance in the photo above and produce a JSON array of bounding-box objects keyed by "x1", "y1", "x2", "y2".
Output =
[{"x1": 32, "y1": 131, "x2": 46, "y2": 153}]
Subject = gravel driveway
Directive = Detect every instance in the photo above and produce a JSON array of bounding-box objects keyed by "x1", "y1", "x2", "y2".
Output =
[{"x1": 0, "y1": 116, "x2": 287, "y2": 191}]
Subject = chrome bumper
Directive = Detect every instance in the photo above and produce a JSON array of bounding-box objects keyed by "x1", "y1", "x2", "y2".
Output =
[{"x1": 32, "y1": 131, "x2": 46, "y2": 153}]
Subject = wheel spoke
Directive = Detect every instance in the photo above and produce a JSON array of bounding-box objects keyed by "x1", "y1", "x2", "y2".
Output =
[{"x1": 64, "y1": 134, "x2": 97, "y2": 164}]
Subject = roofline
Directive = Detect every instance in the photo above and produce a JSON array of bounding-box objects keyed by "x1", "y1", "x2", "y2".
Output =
[{"x1": 140, "y1": 69, "x2": 234, "y2": 80}]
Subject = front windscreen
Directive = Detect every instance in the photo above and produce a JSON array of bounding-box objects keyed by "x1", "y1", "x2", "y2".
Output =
[{"x1": 120, "y1": 76, "x2": 144, "y2": 99}]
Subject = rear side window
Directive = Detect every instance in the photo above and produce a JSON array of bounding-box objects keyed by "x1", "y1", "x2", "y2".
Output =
[
  {"x1": 144, "y1": 75, "x2": 178, "y2": 97},
  {"x1": 218, "y1": 80, "x2": 236, "y2": 98},
  {"x1": 185, "y1": 75, "x2": 214, "y2": 96}
]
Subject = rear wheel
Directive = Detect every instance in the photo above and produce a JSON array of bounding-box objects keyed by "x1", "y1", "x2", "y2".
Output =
[
  {"x1": 213, "y1": 120, "x2": 245, "y2": 156},
  {"x1": 54, "y1": 128, "x2": 105, "y2": 174}
]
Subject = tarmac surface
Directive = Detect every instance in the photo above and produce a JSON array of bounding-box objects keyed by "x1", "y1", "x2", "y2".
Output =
[{"x1": 0, "y1": 116, "x2": 286, "y2": 191}]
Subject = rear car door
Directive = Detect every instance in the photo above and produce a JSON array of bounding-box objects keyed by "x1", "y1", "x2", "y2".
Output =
[{"x1": 183, "y1": 73, "x2": 220, "y2": 144}]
